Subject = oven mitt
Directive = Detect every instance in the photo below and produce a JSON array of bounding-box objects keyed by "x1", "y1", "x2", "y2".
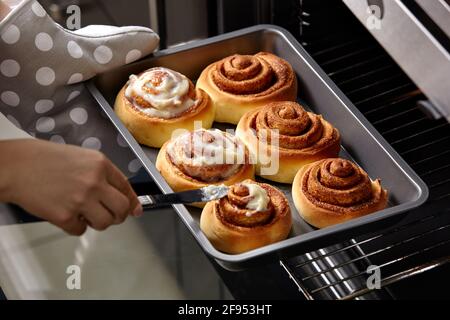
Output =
[{"x1": 0, "y1": 0, "x2": 159, "y2": 176}]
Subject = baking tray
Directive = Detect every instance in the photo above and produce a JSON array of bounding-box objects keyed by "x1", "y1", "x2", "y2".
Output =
[{"x1": 87, "y1": 25, "x2": 429, "y2": 271}]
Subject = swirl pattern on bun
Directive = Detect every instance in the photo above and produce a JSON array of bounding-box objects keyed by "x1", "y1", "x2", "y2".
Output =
[
  {"x1": 292, "y1": 158, "x2": 388, "y2": 228},
  {"x1": 196, "y1": 52, "x2": 297, "y2": 124},
  {"x1": 166, "y1": 129, "x2": 248, "y2": 183},
  {"x1": 200, "y1": 179, "x2": 292, "y2": 254},
  {"x1": 219, "y1": 182, "x2": 273, "y2": 227},
  {"x1": 155, "y1": 129, "x2": 255, "y2": 205},
  {"x1": 236, "y1": 101, "x2": 341, "y2": 183}
]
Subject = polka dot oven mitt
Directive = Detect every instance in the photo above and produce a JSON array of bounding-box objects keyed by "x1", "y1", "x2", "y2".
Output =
[{"x1": 0, "y1": 0, "x2": 159, "y2": 176}]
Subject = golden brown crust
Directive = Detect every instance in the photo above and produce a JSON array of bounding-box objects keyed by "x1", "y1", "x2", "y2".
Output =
[
  {"x1": 200, "y1": 180, "x2": 292, "y2": 254},
  {"x1": 155, "y1": 130, "x2": 255, "y2": 207},
  {"x1": 114, "y1": 70, "x2": 215, "y2": 148},
  {"x1": 196, "y1": 52, "x2": 297, "y2": 124},
  {"x1": 292, "y1": 158, "x2": 388, "y2": 228},
  {"x1": 236, "y1": 101, "x2": 341, "y2": 183}
]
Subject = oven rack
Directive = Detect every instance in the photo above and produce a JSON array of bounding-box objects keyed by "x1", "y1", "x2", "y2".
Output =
[
  {"x1": 280, "y1": 209, "x2": 450, "y2": 300},
  {"x1": 274, "y1": 0, "x2": 450, "y2": 300}
]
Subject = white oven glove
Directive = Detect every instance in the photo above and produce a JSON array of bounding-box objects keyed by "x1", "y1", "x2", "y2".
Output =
[{"x1": 0, "y1": 0, "x2": 159, "y2": 176}]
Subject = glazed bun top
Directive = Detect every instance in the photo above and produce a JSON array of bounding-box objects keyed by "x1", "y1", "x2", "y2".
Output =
[
  {"x1": 216, "y1": 179, "x2": 289, "y2": 228},
  {"x1": 166, "y1": 129, "x2": 249, "y2": 182},
  {"x1": 125, "y1": 67, "x2": 198, "y2": 119}
]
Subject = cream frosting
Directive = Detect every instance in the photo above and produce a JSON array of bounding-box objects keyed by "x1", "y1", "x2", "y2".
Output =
[
  {"x1": 125, "y1": 67, "x2": 195, "y2": 119},
  {"x1": 242, "y1": 182, "x2": 269, "y2": 213},
  {"x1": 168, "y1": 129, "x2": 246, "y2": 166}
]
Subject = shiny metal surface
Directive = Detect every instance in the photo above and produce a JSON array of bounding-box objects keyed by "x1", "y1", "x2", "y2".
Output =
[
  {"x1": 277, "y1": 0, "x2": 450, "y2": 299},
  {"x1": 89, "y1": 25, "x2": 428, "y2": 270},
  {"x1": 344, "y1": 0, "x2": 450, "y2": 121},
  {"x1": 280, "y1": 240, "x2": 391, "y2": 300},
  {"x1": 340, "y1": 255, "x2": 450, "y2": 300},
  {"x1": 416, "y1": 0, "x2": 450, "y2": 39},
  {"x1": 137, "y1": 185, "x2": 229, "y2": 209},
  {"x1": 280, "y1": 209, "x2": 450, "y2": 300}
]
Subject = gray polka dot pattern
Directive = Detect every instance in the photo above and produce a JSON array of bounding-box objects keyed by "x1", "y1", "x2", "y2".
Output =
[{"x1": 0, "y1": 0, "x2": 159, "y2": 176}]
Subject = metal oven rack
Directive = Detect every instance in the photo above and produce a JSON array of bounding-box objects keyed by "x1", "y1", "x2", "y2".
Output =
[
  {"x1": 280, "y1": 209, "x2": 450, "y2": 300},
  {"x1": 275, "y1": 0, "x2": 450, "y2": 300}
]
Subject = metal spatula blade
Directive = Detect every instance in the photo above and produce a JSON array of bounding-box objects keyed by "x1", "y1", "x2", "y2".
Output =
[{"x1": 138, "y1": 185, "x2": 229, "y2": 210}]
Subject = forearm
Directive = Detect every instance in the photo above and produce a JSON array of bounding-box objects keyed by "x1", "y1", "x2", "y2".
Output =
[{"x1": 0, "y1": 139, "x2": 32, "y2": 203}]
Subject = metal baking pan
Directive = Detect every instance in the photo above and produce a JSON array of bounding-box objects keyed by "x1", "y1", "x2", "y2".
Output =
[{"x1": 87, "y1": 25, "x2": 429, "y2": 271}]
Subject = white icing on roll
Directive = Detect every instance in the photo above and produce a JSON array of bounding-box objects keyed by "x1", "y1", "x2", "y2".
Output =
[
  {"x1": 125, "y1": 67, "x2": 195, "y2": 119},
  {"x1": 168, "y1": 129, "x2": 246, "y2": 165},
  {"x1": 242, "y1": 183, "x2": 269, "y2": 213},
  {"x1": 167, "y1": 129, "x2": 246, "y2": 180}
]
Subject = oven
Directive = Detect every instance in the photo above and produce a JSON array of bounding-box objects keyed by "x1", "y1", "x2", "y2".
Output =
[
  {"x1": 152, "y1": 0, "x2": 450, "y2": 300},
  {"x1": 20, "y1": 0, "x2": 450, "y2": 300}
]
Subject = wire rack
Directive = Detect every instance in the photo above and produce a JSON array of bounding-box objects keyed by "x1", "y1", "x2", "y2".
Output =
[
  {"x1": 280, "y1": 209, "x2": 450, "y2": 300},
  {"x1": 273, "y1": 0, "x2": 450, "y2": 300}
]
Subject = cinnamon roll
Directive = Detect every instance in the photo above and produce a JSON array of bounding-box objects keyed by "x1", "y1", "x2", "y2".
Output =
[
  {"x1": 155, "y1": 129, "x2": 255, "y2": 205},
  {"x1": 292, "y1": 158, "x2": 388, "y2": 228},
  {"x1": 115, "y1": 67, "x2": 215, "y2": 148},
  {"x1": 236, "y1": 101, "x2": 341, "y2": 183},
  {"x1": 196, "y1": 52, "x2": 297, "y2": 124},
  {"x1": 200, "y1": 179, "x2": 292, "y2": 254}
]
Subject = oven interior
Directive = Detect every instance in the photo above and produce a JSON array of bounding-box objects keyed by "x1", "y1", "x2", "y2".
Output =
[{"x1": 203, "y1": 0, "x2": 450, "y2": 300}]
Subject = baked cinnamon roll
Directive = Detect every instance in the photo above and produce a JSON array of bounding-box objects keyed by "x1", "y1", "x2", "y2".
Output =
[
  {"x1": 292, "y1": 158, "x2": 388, "y2": 228},
  {"x1": 196, "y1": 52, "x2": 297, "y2": 124},
  {"x1": 200, "y1": 179, "x2": 292, "y2": 254},
  {"x1": 115, "y1": 67, "x2": 215, "y2": 148},
  {"x1": 155, "y1": 129, "x2": 255, "y2": 204},
  {"x1": 236, "y1": 101, "x2": 341, "y2": 183}
]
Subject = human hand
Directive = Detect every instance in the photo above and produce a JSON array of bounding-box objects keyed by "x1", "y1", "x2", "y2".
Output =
[
  {"x1": 0, "y1": 139, "x2": 143, "y2": 235},
  {"x1": 0, "y1": 0, "x2": 159, "y2": 176}
]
